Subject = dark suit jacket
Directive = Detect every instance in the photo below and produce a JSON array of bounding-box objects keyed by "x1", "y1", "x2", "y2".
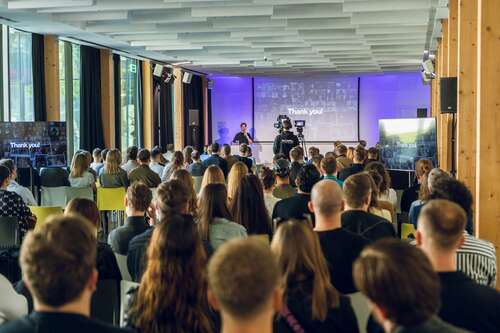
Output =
[
  {"x1": 202, "y1": 154, "x2": 229, "y2": 178},
  {"x1": 341, "y1": 210, "x2": 396, "y2": 242},
  {"x1": 108, "y1": 216, "x2": 150, "y2": 255},
  {"x1": 339, "y1": 163, "x2": 365, "y2": 181}
]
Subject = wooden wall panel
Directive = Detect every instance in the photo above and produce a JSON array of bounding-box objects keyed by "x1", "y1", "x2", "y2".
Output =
[
  {"x1": 100, "y1": 49, "x2": 115, "y2": 148},
  {"x1": 439, "y1": 20, "x2": 451, "y2": 172},
  {"x1": 173, "y1": 68, "x2": 184, "y2": 150},
  {"x1": 142, "y1": 60, "x2": 153, "y2": 149},
  {"x1": 44, "y1": 35, "x2": 60, "y2": 121},
  {"x1": 202, "y1": 77, "x2": 209, "y2": 146}
]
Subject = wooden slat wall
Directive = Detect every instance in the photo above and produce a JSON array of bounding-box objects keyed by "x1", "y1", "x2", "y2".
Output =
[
  {"x1": 100, "y1": 49, "x2": 115, "y2": 148},
  {"x1": 202, "y1": 76, "x2": 209, "y2": 146},
  {"x1": 142, "y1": 60, "x2": 153, "y2": 149},
  {"x1": 173, "y1": 68, "x2": 184, "y2": 150},
  {"x1": 44, "y1": 35, "x2": 60, "y2": 121}
]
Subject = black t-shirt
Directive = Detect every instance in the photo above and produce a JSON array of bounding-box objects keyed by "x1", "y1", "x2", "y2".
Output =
[
  {"x1": 338, "y1": 164, "x2": 365, "y2": 181},
  {"x1": 0, "y1": 312, "x2": 130, "y2": 333},
  {"x1": 316, "y1": 229, "x2": 368, "y2": 294},
  {"x1": 273, "y1": 131, "x2": 300, "y2": 158},
  {"x1": 439, "y1": 271, "x2": 500, "y2": 333},
  {"x1": 233, "y1": 132, "x2": 253, "y2": 144},
  {"x1": 341, "y1": 210, "x2": 396, "y2": 242}
]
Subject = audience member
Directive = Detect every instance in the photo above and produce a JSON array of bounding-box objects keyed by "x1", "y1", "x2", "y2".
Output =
[
  {"x1": 198, "y1": 183, "x2": 247, "y2": 250},
  {"x1": 125, "y1": 214, "x2": 216, "y2": 333},
  {"x1": 236, "y1": 143, "x2": 253, "y2": 172},
  {"x1": 108, "y1": 182, "x2": 151, "y2": 255},
  {"x1": 273, "y1": 164, "x2": 320, "y2": 224},
  {"x1": 69, "y1": 153, "x2": 96, "y2": 190},
  {"x1": 0, "y1": 159, "x2": 36, "y2": 206},
  {"x1": 90, "y1": 148, "x2": 103, "y2": 173},
  {"x1": 311, "y1": 154, "x2": 323, "y2": 173},
  {"x1": 200, "y1": 165, "x2": 225, "y2": 193},
  {"x1": 354, "y1": 239, "x2": 467, "y2": 333},
  {"x1": 122, "y1": 146, "x2": 139, "y2": 174},
  {"x1": 416, "y1": 200, "x2": 500, "y2": 332},
  {"x1": 95, "y1": 148, "x2": 109, "y2": 175},
  {"x1": 128, "y1": 149, "x2": 161, "y2": 188},
  {"x1": 200, "y1": 145, "x2": 211, "y2": 161},
  {"x1": 346, "y1": 147, "x2": 355, "y2": 161},
  {"x1": 227, "y1": 161, "x2": 248, "y2": 203},
  {"x1": 0, "y1": 273, "x2": 27, "y2": 323},
  {"x1": 203, "y1": 143, "x2": 229, "y2": 178},
  {"x1": 188, "y1": 150, "x2": 206, "y2": 177},
  {"x1": 320, "y1": 156, "x2": 343, "y2": 187},
  {"x1": 310, "y1": 180, "x2": 368, "y2": 294},
  {"x1": 208, "y1": 237, "x2": 281, "y2": 333},
  {"x1": 272, "y1": 221, "x2": 359, "y2": 333},
  {"x1": 364, "y1": 162, "x2": 397, "y2": 208},
  {"x1": 163, "y1": 144, "x2": 175, "y2": 162},
  {"x1": 81, "y1": 150, "x2": 98, "y2": 179},
  {"x1": 149, "y1": 146, "x2": 164, "y2": 177},
  {"x1": 222, "y1": 144, "x2": 238, "y2": 171},
  {"x1": 259, "y1": 167, "x2": 280, "y2": 219},
  {"x1": 161, "y1": 150, "x2": 184, "y2": 181},
  {"x1": 171, "y1": 169, "x2": 198, "y2": 217},
  {"x1": 400, "y1": 159, "x2": 433, "y2": 213},
  {"x1": 366, "y1": 147, "x2": 380, "y2": 164},
  {"x1": 341, "y1": 173, "x2": 395, "y2": 241},
  {"x1": 335, "y1": 144, "x2": 352, "y2": 169},
  {"x1": 308, "y1": 146, "x2": 320, "y2": 160},
  {"x1": 98, "y1": 149, "x2": 129, "y2": 188},
  {"x1": 2, "y1": 215, "x2": 128, "y2": 333},
  {"x1": 366, "y1": 171, "x2": 392, "y2": 222},
  {"x1": 272, "y1": 159, "x2": 297, "y2": 199},
  {"x1": 183, "y1": 145, "x2": 194, "y2": 167},
  {"x1": 289, "y1": 146, "x2": 304, "y2": 187},
  {"x1": 339, "y1": 148, "x2": 366, "y2": 181},
  {"x1": 231, "y1": 174, "x2": 272, "y2": 239}
]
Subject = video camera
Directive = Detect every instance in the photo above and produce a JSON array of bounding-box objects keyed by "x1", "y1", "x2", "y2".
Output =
[{"x1": 274, "y1": 114, "x2": 291, "y2": 133}]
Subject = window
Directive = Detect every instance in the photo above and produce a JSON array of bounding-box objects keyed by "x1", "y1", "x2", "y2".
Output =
[
  {"x1": 8, "y1": 28, "x2": 33, "y2": 121},
  {"x1": 58, "y1": 41, "x2": 66, "y2": 121},
  {"x1": 120, "y1": 56, "x2": 139, "y2": 152},
  {"x1": 72, "y1": 44, "x2": 81, "y2": 152}
]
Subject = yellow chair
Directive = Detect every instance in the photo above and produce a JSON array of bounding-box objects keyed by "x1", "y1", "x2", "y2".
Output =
[
  {"x1": 96, "y1": 187, "x2": 126, "y2": 211},
  {"x1": 401, "y1": 223, "x2": 417, "y2": 240},
  {"x1": 29, "y1": 206, "x2": 63, "y2": 232}
]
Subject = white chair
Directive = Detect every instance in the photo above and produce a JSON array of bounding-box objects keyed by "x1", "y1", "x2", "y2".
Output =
[
  {"x1": 348, "y1": 292, "x2": 371, "y2": 333},
  {"x1": 40, "y1": 186, "x2": 67, "y2": 208},
  {"x1": 114, "y1": 253, "x2": 132, "y2": 282},
  {"x1": 120, "y1": 280, "x2": 139, "y2": 327},
  {"x1": 65, "y1": 187, "x2": 94, "y2": 205},
  {"x1": 193, "y1": 176, "x2": 203, "y2": 194}
]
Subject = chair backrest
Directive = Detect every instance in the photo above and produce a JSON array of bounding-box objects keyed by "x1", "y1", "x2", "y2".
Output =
[
  {"x1": 91, "y1": 279, "x2": 120, "y2": 326},
  {"x1": 192, "y1": 176, "x2": 203, "y2": 194},
  {"x1": 401, "y1": 223, "x2": 417, "y2": 240},
  {"x1": 120, "y1": 280, "x2": 139, "y2": 327},
  {"x1": 39, "y1": 167, "x2": 69, "y2": 187},
  {"x1": 97, "y1": 187, "x2": 126, "y2": 211},
  {"x1": 65, "y1": 187, "x2": 94, "y2": 205},
  {"x1": 41, "y1": 186, "x2": 67, "y2": 208},
  {"x1": 29, "y1": 206, "x2": 63, "y2": 232},
  {"x1": 0, "y1": 217, "x2": 19, "y2": 249},
  {"x1": 378, "y1": 200, "x2": 396, "y2": 225},
  {"x1": 348, "y1": 292, "x2": 371, "y2": 333},
  {"x1": 114, "y1": 253, "x2": 132, "y2": 282}
]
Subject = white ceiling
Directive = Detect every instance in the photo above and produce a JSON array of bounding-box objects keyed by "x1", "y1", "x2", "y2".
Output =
[{"x1": 0, "y1": 0, "x2": 448, "y2": 75}]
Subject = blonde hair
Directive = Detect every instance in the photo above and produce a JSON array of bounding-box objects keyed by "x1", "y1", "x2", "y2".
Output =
[
  {"x1": 104, "y1": 149, "x2": 122, "y2": 175},
  {"x1": 346, "y1": 147, "x2": 355, "y2": 161},
  {"x1": 70, "y1": 153, "x2": 88, "y2": 178},
  {"x1": 227, "y1": 162, "x2": 248, "y2": 202},
  {"x1": 200, "y1": 165, "x2": 225, "y2": 192}
]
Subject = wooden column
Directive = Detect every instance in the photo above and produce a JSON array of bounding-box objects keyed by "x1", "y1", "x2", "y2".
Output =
[
  {"x1": 173, "y1": 68, "x2": 184, "y2": 150},
  {"x1": 142, "y1": 60, "x2": 153, "y2": 149},
  {"x1": 100, "y1": 49, "x2": 115, "y2": 148},
  {"x1": 44, "y1": 35, "x2": 60, "y2": 121},
  {"x1": 437, "y1": 20, "x2": 449, "y2": 170},
  {"x1": 476, "y1": 0, "x2": 500, "y2": 287},
  {"x1": 202, "y1": 77, "x2": 209, "y2": 146},
  {"x1": 456, "y1": 0, "x2": 478, "y2": 200}
]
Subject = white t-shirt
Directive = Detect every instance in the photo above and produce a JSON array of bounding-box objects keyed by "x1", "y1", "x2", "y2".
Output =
[
  {"x1": 7, "y1": 180, "x2": 37, "y2": 206},
  {"x1": 0, "y1": 273, "x2": 27, "y2": 321},
  {"x1": 379, "y1": 188, "x2": 398, "y2": 209},
  {"x1": 69, "y1": 171, "x2": 95, "y2": 188}
]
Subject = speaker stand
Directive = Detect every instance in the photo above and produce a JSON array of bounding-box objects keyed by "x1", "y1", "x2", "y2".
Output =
[{"x1": 451, "y1": 112, "x2": 457, "y2": 178}]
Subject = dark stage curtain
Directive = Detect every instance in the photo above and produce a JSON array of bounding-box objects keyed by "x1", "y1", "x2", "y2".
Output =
[
  {"x1": 113, "y1": 54, "x2": 121, "y2": 149},
  {"x1": 32, "y1": 33, "x2": 46, "y2": 121},
  {"x1": 79, "y1": 45, "x2": 104, "y2": 151},
  {"x1": 183, "y1": 74, "x2": 203, "y2": 150},
  {"x1": 153, "y1": 67, "x2": 173, "y2": 148}
]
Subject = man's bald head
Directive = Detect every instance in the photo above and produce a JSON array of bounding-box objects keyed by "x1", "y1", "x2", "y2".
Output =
[{"x1": 311, "y1": 180, "x2": 344, "y2": 216}]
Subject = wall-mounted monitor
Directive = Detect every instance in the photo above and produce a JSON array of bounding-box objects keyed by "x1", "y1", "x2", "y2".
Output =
[
  {"x1": 0, "y1": 122, "x2": 67, "y2": 169},
  {"x1": 379, "y1": 118, "x2": 437, "y2": 171}
]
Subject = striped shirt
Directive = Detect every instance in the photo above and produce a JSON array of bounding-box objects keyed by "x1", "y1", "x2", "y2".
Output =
[{"x1": 457, "y1": 232, "x2": 497, "y2": 288}]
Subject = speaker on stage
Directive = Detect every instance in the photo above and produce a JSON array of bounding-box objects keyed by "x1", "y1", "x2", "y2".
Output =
[
  {"x1": 440, "y1": 77, "x2": 457, "y2": 113},
  {"x1": 182, "y1": 72, "x2": 193, "y2": 84},
  {"x1": 417, "y1": 108, "x2": 428, "y2": 118},
  {"x1": 189, "y1": 109, "x2": 199, "y2": 127}
]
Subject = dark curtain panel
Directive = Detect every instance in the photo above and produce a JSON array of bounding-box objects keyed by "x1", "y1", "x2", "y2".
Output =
[
  {"x1": 207, "y1": 88, "x2": 212, "y2": 145},
  {"x1": 80, "y1": 45, "x2": 104, "y2": 151},
  {"x1": 113, "y1": 54, "x2": 121, "y2": 149},
  {"x1": 154, "y1": 67, "x2": 174, "y2": 149},
  {"x1": 152, "y1": 78, "x2": 160, "y2": 146},
  {"x1": 183, "y1": 74, "x2": 203, "y2": 150},
  {"x1": 164, "y1": 83, "x2": 174, "y2": 145},
  {"x1": 32, "y1": 33, "x2": 46, "y2": 121},
  {"x1": 137, "y1": 61, "x2": 143, "y2": 147}
]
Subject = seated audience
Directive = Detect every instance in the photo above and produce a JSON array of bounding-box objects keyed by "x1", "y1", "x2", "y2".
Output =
[
  {"x1": 198, "y1": 183, "x2": 247, "y2": 250},
  {"x1": 227, "y1": 162, "x2": 248, "y2": 203},
  {"x1": 341, "y1": 173, "x2": 395, "y2": 241},
  {"x1": 90, "y1": 148, "x2": 103, "y2": 174},
  {"x1": 222, "y1": 144, "x2": 238, "y2": 171},
  {"x1": 0, "y1": 159, "x2": 36, "y2": 206},
  {"x1": 200, "y1": 165, "x2": 225, "y2": 192},
  {"x1": 311, "y1": 154, "x2": 323, "y2": 173},
  {"x1": 149, "y1": 146, "x2": 164, "y2": 178},
  {"x1": 236, "y1": 143, "x2": 253, "y2": 172},
  {"x1": 161, "y1": 150, "x2": 184, "y2": 181},
  {"x1": 366, "y1": 171, "x2": 392, "y2": 222},
  {"x1": 200, "y1": 145, "x2": 211, "y2": 161},
  {"x1": 289, "y1": 146, "x2": 304, "y2": 187},
  {"x1": 81, "y1": 150, "x2": 98, "y2": 179},
  {"x1": 98, "y1": 149, "x2": 129, "y2": 188},
  {"x1": 163, "y1": 144, "x2": 175, "y2": 162},
  {"x1": 231, "y1": 174, "x2": 272, "y2": 238},
  {"x1": 127, "y1": 180, "x2": 192, "y2": 282},
  {"x1": 188, "y1": 150, "x2": 206, "y2": 177},
  {"x1": 272, "y1": 164, "x2": 320, "y2": 224},
  {"x1": 125, "y1": 214, "x2": 217, "y2": 333},
  {"x1": 0, "y1": 166, "x2": 36, "y2": 232},
  {"x1": 95, "y1": 148, "x2": 108, "y2": 175},
  {"x1": 339, "y1": 148, "x2": 366, "y2": 181},
  {"x1": 365, "y1": 147, "x2": 380, "y2": 164},
  {"x1": 259, "y1": 167, "x2": 280, "y2": 219},
  {"x1": 308, "y1": 146, "x2": 320, "y2": 161},
  {"x1": 353, "y1": 239, "x2": 466, "y2": 333},
  {"x1": 202, "y1": 143, "x2": 229, "y2": 178},
  {"x1": 320, "y1": 156, "x2": 343, "y2": 187},
  {"x1": 0, "y1": 273, "x2": 27, "y2": 323},
  {"x1": 272, "y1": 221, "x2": 359, "y2": 333},
  {"x1": 108, "y1": 182, "x2": 152, "y2": 255},
  {"x1": 400, "y1": 159, "x2": 432, "y2": 213},
  {"x1": 171, "y1": 169, "x2": 198, "y2": 217},
  {"x1": 68, "y1": 153, "x2": 96, "y2": 190},
  {"x1": 207, "y1": 237, "x2": 281, "y2": 333},
  {"x1": 65, "y1": 199, "x2": 121, "y2": 281},
  {"x1": 0, "y1": 215, "x2": 128, "y2": 333},
  {"x1": 310, "y1": 180, "x2": 368, "y2": 294},
  {"x1": 128, "y1": 149, "x2": 161, "y2": 188},
  {"x1": 364, "y1": 161, "x2": 397, "y2": 208},
  {"x1": 346, "y1": 146, "x2": 355, "y2": 161},
  {"x1": 183, "y1": 145, "x2": 194, "y2": 167},
  {"x1": 335, "y1": 144, "x2": 352, "y2": 169},
  {"x1": 122, "y1": 146, "x2": 139, "y2": 174},
  {"x1": 272, "y1": 159, "x2": 297, "y2": 199},
  {"x1": 416, "y1": 200, "x2": 500, "y2": 332}
]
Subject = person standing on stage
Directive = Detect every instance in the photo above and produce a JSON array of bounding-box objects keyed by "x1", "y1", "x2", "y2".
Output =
[
  {"x1": 233, "y1": 122, "x2": 254, "y2": 145},
  {"x1": 273, "y1": 119, "x2": 300, "y2": 159}
]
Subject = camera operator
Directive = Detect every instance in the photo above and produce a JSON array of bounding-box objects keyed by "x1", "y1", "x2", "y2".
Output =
[{"x1": 273, "y1": 119, "x2": 299, "y2": 159}]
